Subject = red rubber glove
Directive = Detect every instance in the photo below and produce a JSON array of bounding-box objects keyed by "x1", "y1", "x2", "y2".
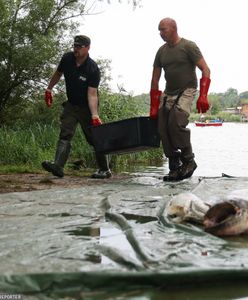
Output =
[
  {"x1": 196, "y1": 77, "x2": 211, "y2": 113},
  {"x1": 150, "y1": 89, "x2": 162, "y2": 119},
  {"x1": 45, "y1": 89, "x2": 53, "y2": 107},
  {"x1": 91, "y1": 115, "x2": 102, "y2": 126}
]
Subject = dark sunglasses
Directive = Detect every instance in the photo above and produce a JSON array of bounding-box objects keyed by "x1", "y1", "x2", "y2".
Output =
[{"x1": 73, "y1": 44, "x2": 85, "y2": 49}]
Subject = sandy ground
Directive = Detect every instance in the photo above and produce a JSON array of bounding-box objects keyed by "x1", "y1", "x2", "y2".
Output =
[{"x1": 0, "y1": 172, "x2": 131, "y2": 194}]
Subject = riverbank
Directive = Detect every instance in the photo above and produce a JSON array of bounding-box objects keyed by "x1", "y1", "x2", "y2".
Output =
[{"x1": 0, "y1": 172, "x2": 131, "y2": 194}]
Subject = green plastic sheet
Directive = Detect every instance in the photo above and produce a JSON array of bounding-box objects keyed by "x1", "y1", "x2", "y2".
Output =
[{"x1": 1, "y1": 175, "x2": 248, "y2": 299}]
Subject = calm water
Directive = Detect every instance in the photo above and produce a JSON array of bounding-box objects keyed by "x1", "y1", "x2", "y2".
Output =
[
  {"x1": 129, "y1": 122, "x2": 248, "y2": 178},
  {"x1": 190, "y1": 122, "x2": 248, "y2": 177}
]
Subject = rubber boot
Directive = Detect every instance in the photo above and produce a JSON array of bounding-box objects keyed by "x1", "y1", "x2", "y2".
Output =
[
  {"x1": 180, "y1": 146, "x2": 197, "y2": 179},
  {"x1": 91, "y1": 153, "x2": 111, "y2": 179},
  {"x1": 42, "y1": 140, "x2": 71, "y2": 178},
  {"x1": 180, "y1": 158, "x2": 197, "y2": 179},
  {"x1": 163, "y1": 151, "x2": 182, "y2": 181}
]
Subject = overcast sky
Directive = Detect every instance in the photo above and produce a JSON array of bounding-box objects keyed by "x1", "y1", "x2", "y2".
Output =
[{"x1": 81, "y1": 0, "x2": 248, "y2": 96}]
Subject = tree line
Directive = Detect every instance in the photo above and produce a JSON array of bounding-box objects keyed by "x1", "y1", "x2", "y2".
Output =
[
  {"x1": 134, "y1": 88, "x2": 248, "y2": 117},
  {"x1": 1, "y1": 0, "x2": 247, "y2": 128}
]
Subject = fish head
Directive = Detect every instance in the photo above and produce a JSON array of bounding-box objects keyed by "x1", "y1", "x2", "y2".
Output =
[{"x1": 203, "y1": 200, "x2": 248, "y2": 236}]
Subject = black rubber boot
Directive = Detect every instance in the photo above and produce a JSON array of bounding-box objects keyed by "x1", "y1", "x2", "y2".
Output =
[
  {"x1": 180, "y1": 146, "x2": 197, "y2": 179},
  {"x1": 163, "y1": 152, "x2": 182, "y2": 181},
  {"x1": 42, "y1": 161, "x2": 64, "y2": 178},
  {"x1": 180, "y1": 159, "x2": 197, "y2": 179},
  {"x1": 42, "y1": 140, "x2": 71, "y2": 178},
  {"x1": 163, "y1": 169, "x2": 181, "y2": 181},
  {"x1": 91, "y1": 169, "x2": 112, "y2": 179},
  {"x1": 91, "y1": 153, "x2": 111, "y2": 179}
]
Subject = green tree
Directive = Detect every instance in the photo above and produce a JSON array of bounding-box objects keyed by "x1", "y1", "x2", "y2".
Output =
[
  {"x1": 239, "y1": 91, "x2": 248, "y2": 100},
  {"x1": 96, "y1": 58, "x2": 112, "y2": 91},
  {"x1": 208, "y1": 93, "x2": 222, "y2": 114},
  {"x1": 219, "y1": 88, "x2": 239, "y2": 108},
  {"x1": 240, "y1": 99, "x2": 248, "y2": 105},
  {"x1": 99, "y1": 90, "x2": 141, "y2": 123},
  {"x1": 0, "y1": 0, "x2": 141, "y2": 126}
]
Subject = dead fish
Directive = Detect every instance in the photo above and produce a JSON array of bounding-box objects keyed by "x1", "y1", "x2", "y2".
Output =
[
  {"x1": 203, "y1": 199, "x2": 248, "y2": 236},
  {"x1": 167, "y1": 190, "x2": 248, "y2": 237},
  {"x1": 166, "y1": 192, "x2": 210, "y2": 224}
]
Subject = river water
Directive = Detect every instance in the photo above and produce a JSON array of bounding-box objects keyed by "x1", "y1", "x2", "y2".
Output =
[
  {"x1": 126, "y1": 122, "x2": 248, "y2": 178},
  {"x1": 191, "y1": 122, "x2": 248, "y2": 177}
]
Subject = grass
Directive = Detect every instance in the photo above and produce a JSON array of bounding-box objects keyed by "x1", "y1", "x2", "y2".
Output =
[{"x1": 0, "y1": 123, "x2": 163, "y2": 174}]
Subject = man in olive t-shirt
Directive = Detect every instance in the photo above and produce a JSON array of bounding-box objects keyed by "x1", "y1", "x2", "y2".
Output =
[{"x1": 150, "y1": 18, "x2": 211, "y2": 181}]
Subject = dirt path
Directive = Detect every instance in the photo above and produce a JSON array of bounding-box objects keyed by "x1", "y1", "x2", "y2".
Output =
[{"x1": 0, "y1": 172, "x2": 131, "y2": 194}]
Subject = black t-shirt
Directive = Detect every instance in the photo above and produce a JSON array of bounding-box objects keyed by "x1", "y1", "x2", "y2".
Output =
[{"x1": 57, "y1": 52, "x2": 100, "y2": 106}]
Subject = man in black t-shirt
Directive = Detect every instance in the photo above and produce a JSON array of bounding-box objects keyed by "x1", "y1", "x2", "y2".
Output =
[{"x1": 42, "y1": 35, "x2": 111, "y2": 179}]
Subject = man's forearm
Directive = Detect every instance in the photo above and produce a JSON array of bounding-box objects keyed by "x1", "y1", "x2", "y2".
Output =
[
  {"x1": 88, "y1": 93, "x2": 102, "y2": 126},
  {"x1": 88, "y1": 95, "x2": 99, "y2": 117},
  {"x1": 197, "y1": 58, "x2": 210, "y2": 79},
  {"x1": 47, "y1": 71, "x2": 62, "y2": 90},
  {"x1": 88, "y1": 87, "x2": 100, "y2": 117},
  {"x1": 202, "y1": 67, "x2": 211, "y2": 78},
  {"x1": 151, "y1": 81, "x2": 159, "y2": 90},
  {"x1": 151, "y1": 67, "x2": 162, "y2": 90}
]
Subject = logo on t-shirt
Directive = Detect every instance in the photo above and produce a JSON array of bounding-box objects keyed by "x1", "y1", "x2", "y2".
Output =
[{"x1": 79, "y1": 76, "x2": 86, "y2": 81}]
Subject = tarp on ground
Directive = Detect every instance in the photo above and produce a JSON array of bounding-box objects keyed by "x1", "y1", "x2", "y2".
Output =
[{"x1": 1, "y1": 174, "x2": 248, "y2": 299}]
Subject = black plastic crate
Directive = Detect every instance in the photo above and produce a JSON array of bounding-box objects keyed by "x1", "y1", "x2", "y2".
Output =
[{"x1": 89, "y1": 117, "x2": 160, "y2": 154}]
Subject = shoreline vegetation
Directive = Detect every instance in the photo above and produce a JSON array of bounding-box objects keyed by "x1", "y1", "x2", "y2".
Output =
[
  {"x1": 0, "y1": 89, "x2": 246, "y2": 175},
  {"x1": 190, "y1": 112, "x2": 242, "y2": 123},
  {"x1": 0, "y1": 91, "x2": 164, "y2": 174},
  {"x1": 0, "y1": 112, "x2": 244, "y2": 175}
]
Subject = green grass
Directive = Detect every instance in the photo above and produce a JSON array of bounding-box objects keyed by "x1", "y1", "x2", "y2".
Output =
[{"x1": 0, "y1": 123, "x2": 163, "y2": 174}]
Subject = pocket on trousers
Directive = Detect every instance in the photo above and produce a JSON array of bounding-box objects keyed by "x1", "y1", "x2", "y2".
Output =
[
  {"x1": 173, "y1": 105, "x2": 189, "y2": 128},
  {"x1": 177, "y1": 88, "x2": 196, "y2": 115}
]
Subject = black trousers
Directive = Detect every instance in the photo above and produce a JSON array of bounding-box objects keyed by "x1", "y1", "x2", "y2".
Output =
[{"x1": 58, "y1": 101, "x2": 109, "y2": 170}]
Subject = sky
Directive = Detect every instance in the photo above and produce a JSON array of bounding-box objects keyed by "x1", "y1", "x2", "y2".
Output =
[{"x1": 81, "y1": 0, "x2": 248, "y2": 96}]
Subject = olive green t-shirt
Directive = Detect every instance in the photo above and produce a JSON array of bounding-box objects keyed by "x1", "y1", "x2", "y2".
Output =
[{"x1": 153, "y1": 38, "x2": 203, "y2": 95}]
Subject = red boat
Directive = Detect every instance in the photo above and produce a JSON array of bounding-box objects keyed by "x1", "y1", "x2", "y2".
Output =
[{"x1": 195, "y1": 120, "x2": 223, "y2": 127}]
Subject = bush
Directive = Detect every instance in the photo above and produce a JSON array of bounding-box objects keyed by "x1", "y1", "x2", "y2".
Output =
[{"x1": 0, "y1": 90, "x2": 164, "y2": 172}]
